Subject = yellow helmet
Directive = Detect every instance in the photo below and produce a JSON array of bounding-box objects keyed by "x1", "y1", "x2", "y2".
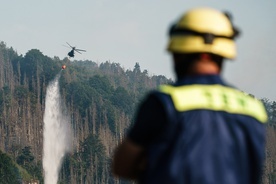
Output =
[{"x1": 167, "y1": 7, "x2": 240, "y2": 59}]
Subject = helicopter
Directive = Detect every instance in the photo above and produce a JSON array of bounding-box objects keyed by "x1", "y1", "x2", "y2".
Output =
[{"x1": 64, "y1": 42, "x2": 86, "y2": 58}]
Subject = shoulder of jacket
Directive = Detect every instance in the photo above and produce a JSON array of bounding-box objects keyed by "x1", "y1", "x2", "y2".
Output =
[{"x1": 158, "y1": 84, "x2": 268, "y2": 123}]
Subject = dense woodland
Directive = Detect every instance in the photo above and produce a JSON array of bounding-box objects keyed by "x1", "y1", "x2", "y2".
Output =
[{"x1": 0, "y1": 41, "x2": 276, "y2": 184}]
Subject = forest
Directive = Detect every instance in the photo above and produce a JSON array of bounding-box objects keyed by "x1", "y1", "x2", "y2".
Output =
[{"x1": 0, "y1": 41, "x2": 276, "y2": 184}]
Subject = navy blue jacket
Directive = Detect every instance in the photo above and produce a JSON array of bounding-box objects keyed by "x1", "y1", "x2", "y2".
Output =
[{"x1": 128, "y1": 75, "x2": 267, "y2": 184}]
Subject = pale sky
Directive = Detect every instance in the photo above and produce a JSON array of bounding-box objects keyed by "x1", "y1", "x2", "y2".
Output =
[{"x1": 0, "y1": 0, "x2": 275, "y2": 101}]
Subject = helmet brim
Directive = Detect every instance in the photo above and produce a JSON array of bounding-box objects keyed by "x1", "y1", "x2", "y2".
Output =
[{"x1": 167, "y1": 35, "x2": 236, "y2": 59}]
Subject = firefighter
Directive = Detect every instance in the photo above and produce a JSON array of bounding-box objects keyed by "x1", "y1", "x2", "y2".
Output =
[{"x1": 112, "y1": 7, "x2": 267, "y2": 184}]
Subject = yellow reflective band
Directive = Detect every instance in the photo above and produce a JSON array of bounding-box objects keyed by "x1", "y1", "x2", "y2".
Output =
[{"x1": 159, "y1": 84, "x2": 268, "y2": 123}]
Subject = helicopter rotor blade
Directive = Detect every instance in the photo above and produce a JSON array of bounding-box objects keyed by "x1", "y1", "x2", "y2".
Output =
[
  {"x1": 75, "y1": 50, "x2": 83, "y2": 54},
  {"x1": 75, "y1": 49, "x2": 86, "y2": 52},
  {"x1": 63, "y1": 44, "x2": 71, "y2": 49},
  {"x1": 66, "y1": 42, "x2": 74, "y2": 48}
]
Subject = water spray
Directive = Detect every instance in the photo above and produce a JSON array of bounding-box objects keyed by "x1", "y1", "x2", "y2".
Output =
[{"x1": 43, "y1": 71, "x2": 71, "y2": 184}]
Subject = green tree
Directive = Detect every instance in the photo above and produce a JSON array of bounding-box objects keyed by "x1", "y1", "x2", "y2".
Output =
[
  {"x1": 0, "y1": 150, "x2": 20, "y2": 184},
  {"x1": 16, "y1": 147, "x2": 42, "y2": 182},
  {"x1": 16, "y1": 146, "x2": 34, "y2": 167},
  {"x1": 89, "y1": 75, "x2": 114, "y2": 99},
  {"x1": 80, "y1": 134, "x2": 107, "y2": 182},
  {"x1": 66, "y1": 81, "x2": 94, "y2": 116},
  {"x1": 133, "y1": 62, "x2": 141, "y2": 74},
  {"x1": 111, "y1": 86, "x2": 134, "y2": 115}
]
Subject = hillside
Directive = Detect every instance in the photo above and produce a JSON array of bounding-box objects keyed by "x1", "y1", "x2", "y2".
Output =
[
  {"x1": 0, "y1": 41, "x2": 276, "y2": 183},
  {"x1": 0, "y1": 41, "x2": 172, "y2": 183}
]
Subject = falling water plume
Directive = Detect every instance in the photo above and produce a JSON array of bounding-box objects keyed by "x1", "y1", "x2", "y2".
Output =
[{"x1": 43, "y1": 71, "x2": 71, "y2": 184}]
